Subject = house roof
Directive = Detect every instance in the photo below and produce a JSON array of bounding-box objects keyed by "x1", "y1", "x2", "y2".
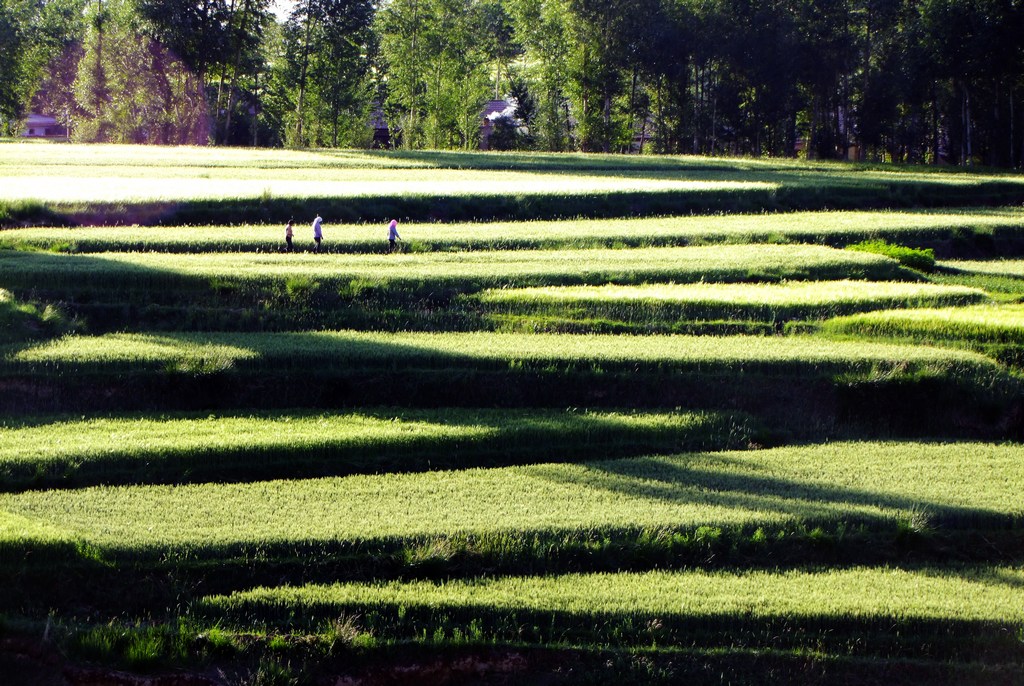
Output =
[
  {"x1": 483, "y1": 100, "x2": 515, "y2": 121},
  {"x1": 25, "y1": 113, "x2": 59, "y2": 126}
]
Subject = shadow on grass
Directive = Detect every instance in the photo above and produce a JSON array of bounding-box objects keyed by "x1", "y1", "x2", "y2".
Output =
[
  {"x1": 4, "y1": 160, "x2": 1024, "y2": 227},
  {"x1": 0, "y1": 409, "x2": 751, "y2": 492},
  {"x1": 193, "y1": 598, "x2": 1024, "y2": 665},
  {"x1": 48, "y1": 627, "x2": 1024, "y2": 686},
  {"x1": 534, "y1": 450, "x2": 1019, "y2": 530}
]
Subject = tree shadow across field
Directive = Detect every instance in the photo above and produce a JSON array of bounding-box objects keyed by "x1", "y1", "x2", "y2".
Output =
[
  {"x1": 0, "y1": 248, "x2": 215, "y2": 306},
  {"x1": 0, "y1": 408, "x2": 751, "y2": 492},
  {"x1": 529, "y1": 446, "x2": 1018, "y2": 531}
]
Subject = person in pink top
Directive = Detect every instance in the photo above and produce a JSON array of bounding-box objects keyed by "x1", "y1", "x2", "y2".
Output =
[{"x1": 387, "y1": 219, "x2": 402, "y2": 253}]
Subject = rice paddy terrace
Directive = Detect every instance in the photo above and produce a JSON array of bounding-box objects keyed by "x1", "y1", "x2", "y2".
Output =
[{"x1": 1, "y1": 143, "x2": 1023, "y2": 685}]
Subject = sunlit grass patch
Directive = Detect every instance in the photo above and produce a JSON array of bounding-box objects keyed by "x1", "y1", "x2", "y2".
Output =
[
  {"x1": 0, "y1": 171, "x2": 778, "y2": 204},
  {"x1": 941, "y1": 259, "x2": 1024, "y2": 279},
  {"x1": 6, "y1": 330, "x2": 996, "y2": 376},
  {"x1": 203, "y1": 565, "x2": 1024, "y2": 629},
  {"x1": 823, "y1": 304, "x2": 1024, "y2": 345},
  {"x1": 4, "y1": 144, "x2": 1024, "y2": 226},
  {"x1": 0, "y1": 245, "x2": 915, "y2": 302},
  {"x1": 0, "y1": 408, "x2": 745, "y2": 491},
  {"x1": 477, "y1": 281, "x2": 987, "y2": 324},
  {"x1": 2, "y1": 441, "x2": 1021, "y2": 554},
  {"x1": 6, "y1": 207, "x2": 1024, "y2": 254}
]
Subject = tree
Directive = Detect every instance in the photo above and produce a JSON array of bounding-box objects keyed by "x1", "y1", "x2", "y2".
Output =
[
  {"x1": 279, "y1": 0, "x2": 375, "y2": 147},
  {"x1": 0, "y1": 1, "x2": 29, "y2": 131},
  {"x1": 74, "y1": 0, "x2": 208, "y2": 143},
  {"x1": 506, "y1": 0, "x2": 573, "y2": 150},
  {"x1": 0, "y1": 0, "x2": 87, "y2": 133},
  {"x1": 135, "y1": 0, "x2": 232, "y2": 82},
  {"x1": 377, "y1": 0, "x2": 491, "y2": 150},
  {"x1": 215, "y1": 0, "x2": 273, "y2": 144},
  {"x1": 375, "y1": 0, "x2": 427, "y2": 147}
]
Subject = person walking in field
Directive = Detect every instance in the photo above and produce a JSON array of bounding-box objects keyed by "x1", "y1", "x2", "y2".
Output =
[
  {"x1": 387, "y1": 219, "x2": 402, "y2": 254},
  {"x1": 312, "y1": 214, "x2": 323, "y2": 253},
  {"x1": 285, "y1": 219, "x2": 294, "y2": 252}
]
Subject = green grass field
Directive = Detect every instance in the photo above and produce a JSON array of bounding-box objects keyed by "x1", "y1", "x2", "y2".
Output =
[
  {"x1": 4, "y1": 330, "x2": 997, "y2": 387},
  {"x1": 205, "y1": 565, "x2": 1024, "y2": 631},
  {"x1": 3, "y1": 441, "x2": 1021, "y2": 554},
  {"x1": 0, "y1": 408, "x2": 746, "y2": 491},
  {"x1": 4, "y1": 207, "x2": 1024, "y2": 253},
  {"x1": 477, "y1": 280, "x2": 988, "y2": 323},
  {"x1": 0, "y1": 244, "x2": 915, "y2": 295},
  {"x1": 4, "y1": 143, "x2": 1024, "y2": 226},
  {"x1": 1, "y1": 144, "x2": 1022, "y2": 684},
  {"x1": 824, "y1": 303, "x2": 1024, "y2": 343}
]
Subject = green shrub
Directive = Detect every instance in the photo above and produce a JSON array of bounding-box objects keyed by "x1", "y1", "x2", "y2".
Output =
[
  {"x1": 0, "y1": 289, "x2": 76, "y2": 345},
  {"x1": 846, "y1": 239, "x2": 935, "y2": 273}
]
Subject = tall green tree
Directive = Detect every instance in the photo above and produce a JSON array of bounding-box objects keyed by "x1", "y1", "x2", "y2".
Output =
[
  {"x1": 377, "y1": 0, "x2": 491, "y2": 149},
  {"x1": 74, "y1": 0, "x2": 208, "y2": 142},
  {"x1": 214, "y1": 0, "x2": 272, "y2": 144},
  {"x1": 0, "y1": 1, "x2": 30, "y2": 130},
  {"x1": 281, "y1": 0, "x2": 375, "y2": 147},
  {"x1": 0, "y1": 0, "x2": 87, "y2": 133},
  {"x1": 135, "y1": 0, "x2": 231, "y2": 82},
  {"x1": 506, "y1": 0, "x2": 573, "y2": 150}
]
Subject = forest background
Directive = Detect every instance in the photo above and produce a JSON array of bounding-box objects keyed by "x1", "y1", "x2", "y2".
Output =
[{"x1": 1, "y1": 0, "x2": 1022, "y2": 166}]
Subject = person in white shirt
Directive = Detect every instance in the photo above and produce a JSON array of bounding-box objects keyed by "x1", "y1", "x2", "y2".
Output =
[{"x1": 312, "y1": 215, "x2": 323, "y2": 253}]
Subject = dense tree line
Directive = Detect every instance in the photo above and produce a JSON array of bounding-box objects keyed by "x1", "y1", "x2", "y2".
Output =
[{"x1": 1, "y1": 0, "x2": 1022, "y2": 165}]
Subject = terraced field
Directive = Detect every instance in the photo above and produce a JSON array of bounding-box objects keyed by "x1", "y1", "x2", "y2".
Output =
[{"x1": 1, "y1": 143, "x2": 1023, "y2": 685}]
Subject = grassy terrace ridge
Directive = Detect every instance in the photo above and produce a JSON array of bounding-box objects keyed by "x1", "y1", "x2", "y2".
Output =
[
  {"x1": 3, "y1": 144, "x2": 1024, "y2": 226},
  {"x1": 3, "y1": 441, "x2": 1023, "y2": 553},
  {"x1": 193, "y1": 566, "x2": 1024, "y2": 669},
  {"x1": 5, "y1": 332, "x2": 1010, "y2": 428},
  {"x1": 0, "y1": 244, "x2": 917, "y2": 298},
  {"x1": 5, "y1": 330, "x2": 996, "y2": 375},
  {"x1": 477, "y1": 281, "x2": 988, "y2": 322},
  {"x1": 822, "y1": 304, "x2": 1024, "y2": 371},
  {"x1": 4, "y1": 143, "x2": 1022, "y2": 173},
  {"x1": 824, "y1": 303, "x2": 1024, "y2": 343},
  {"x1": 0, "y1": 409, "x2": 748, "y2": 492},
  {"x1": 942, "y1": 258, "x2": 1024, "y2": 277},
  {"x1": 190, "y1": 566, "x2": 1024, "y2": 672},
  {"x1": 203, "y1": 566, "x2": 1024, "y2": 629},
  {"x1": 4, "y1": 207, "x2": 1024, "y2": 253}
]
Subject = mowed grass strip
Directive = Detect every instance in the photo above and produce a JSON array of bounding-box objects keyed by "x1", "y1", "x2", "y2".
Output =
[
  {"x1": 2, "y1": 442, "x2": 1021, "y2": 556},
  {"x1": 0, "y1": 170, "x2": 773, "y2": 203},
  {"x1": 202, "y1": 566, "x2": 1024, "y2": 629},
  {"x1": 2, "y1": 144, "x2": 1020, "y2": 201},
  {"x1": 5, "y1": 144, "x2": 1024, "y2": 227},
  {"x1": 823, "y1": 304, "x2": 1024, "y2": 344},
  {"x1": 5, "y1": 208, "x2": 1024, "y2": 253},
  {"x1": 195, "y1": 566, "x2": 1024, "y2": 664},
  {"x1": 0, "y1": 142, "x2": 1009, "y2": 174},
  {"x1": 0, "y1": 409, "x2": 746, "y2": 491},
  {"x1": 941, "y1": 259, "x2": 1024, "y2": 278},
  {"x1": 477, "y1": 281, "x2": 987, "y2": 323},
  {"x1": 5, "y1": 330, "x2": 996, "y2": 377},
  {"x1": 0, "y1": 245, "x2": 914, "y2": 299}
]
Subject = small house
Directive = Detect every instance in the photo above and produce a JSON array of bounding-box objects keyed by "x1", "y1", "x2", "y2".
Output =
[
  {"x1": 21, "y1": 113, "x2": 67, "y2": 139},
  {"x1": 480, "y1": 99, "x2": 516, "y2": 150}
]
